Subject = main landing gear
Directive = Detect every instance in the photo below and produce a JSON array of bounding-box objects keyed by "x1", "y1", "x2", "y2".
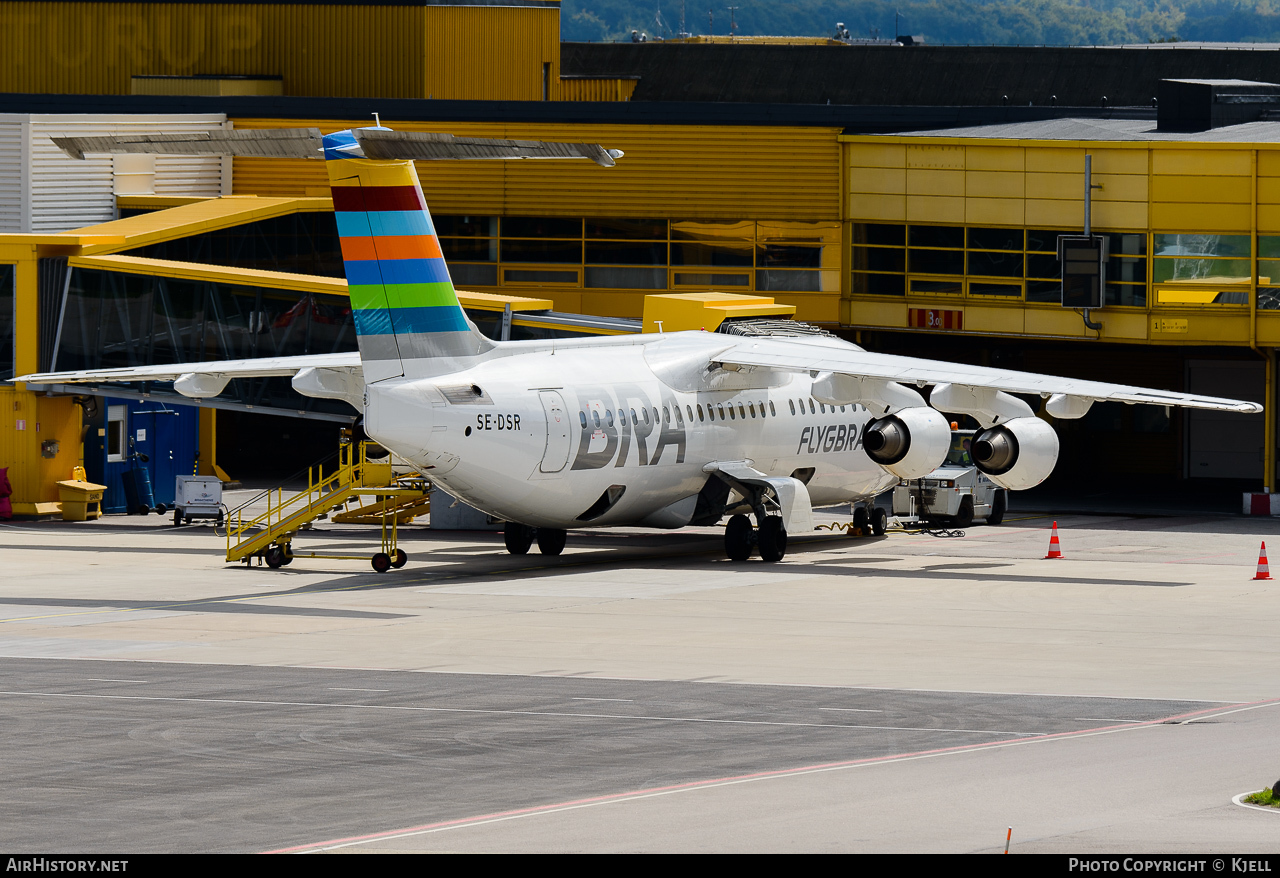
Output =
[
  {"x1": 724, "y1": 512, "x2": 788, "y2": 562},
  {"x1": 503, "y1": 522, "x2": 567, "y2": 556}
]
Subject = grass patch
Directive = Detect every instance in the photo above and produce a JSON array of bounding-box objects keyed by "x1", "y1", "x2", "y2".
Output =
[{"x1": 1243, "y1": 788, "x2": 1280, "y2": 807}]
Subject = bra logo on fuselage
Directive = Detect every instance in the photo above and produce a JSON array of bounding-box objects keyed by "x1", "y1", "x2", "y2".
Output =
[{"x1": 571, "y1": 384, "x2": 686, "y2": 470}]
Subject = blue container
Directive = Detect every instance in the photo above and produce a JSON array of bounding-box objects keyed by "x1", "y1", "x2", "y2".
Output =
[{"x1": 121, "y1": 464, "x2": 155, "y2": 514}]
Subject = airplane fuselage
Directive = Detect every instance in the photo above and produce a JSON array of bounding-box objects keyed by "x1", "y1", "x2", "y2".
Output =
[{"x1": 365, "y1": 330, "x2": 899, "y2": 529}]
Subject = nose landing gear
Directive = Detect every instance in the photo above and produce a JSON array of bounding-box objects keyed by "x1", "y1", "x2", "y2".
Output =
[{"x1": 724, "y1": 512, "x2": 787, "y2": 562}]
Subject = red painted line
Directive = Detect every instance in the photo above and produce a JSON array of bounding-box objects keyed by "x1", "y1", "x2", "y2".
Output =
[{"x1": 263, "y1": 696, "x2": 1280, "y2": 853}]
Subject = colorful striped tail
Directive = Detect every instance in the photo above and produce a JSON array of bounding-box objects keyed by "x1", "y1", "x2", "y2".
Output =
[{"x1": 325, "y1": 129, "x2": 492, "y2": 382}]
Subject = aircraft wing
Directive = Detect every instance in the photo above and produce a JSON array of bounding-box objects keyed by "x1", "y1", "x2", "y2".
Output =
[
  {"x1": 713, "y1": 337, "x2": 1262, "y2": 414},
  {"x1": 15, "y1": 352, "x2": 365, "y2": 409}
]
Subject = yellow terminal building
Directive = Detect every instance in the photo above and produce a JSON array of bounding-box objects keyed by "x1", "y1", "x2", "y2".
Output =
[{"x1": 0, "y1": 0, "x2": 1276, "y2": 513}]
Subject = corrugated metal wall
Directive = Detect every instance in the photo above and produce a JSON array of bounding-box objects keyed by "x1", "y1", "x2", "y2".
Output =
[
  {"x1": 17, "y1": 116, "x2": 226, "y2": 233},
  {"x1": 558, "y1": 78, "x2": 637, "y2": 102},
  {"x1": 0, "y1": 119, "x2": 24, "y2": 232},
  {"x1": 233, "y1": 119, "x2": 842, "y2": 219},
  {"x1": 0, "y1": 3, "x2": 560, "y2": 100}
]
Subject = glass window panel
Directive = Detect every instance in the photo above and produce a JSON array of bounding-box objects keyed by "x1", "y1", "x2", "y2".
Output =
[
  {"x1": 756, "y1": 269, "x2": 822, "y2": 292},
  {"x1": 126, "y1": 211, "x2": 344, "y2": 278},
  {"x1": 909, "y1": 248, "x2": 964, "y2": 274},
  {"x1": 585, "y1": 218, "x2": 667, "y2": 239},
  {"x1": 1260, "y1": 237, "x2": 1280, "y2": 259},
  {"x1": 969, "y1": 282, "x2": 1022, "y2": 297},
  {"x1": 584, "y1": 266, "x2": 666, "y2": 289},
  {"x1": 434, "y1": 215, "x2": 497, "y2": 237},
  {"x1": 670, "y1": 220, "x2": 754, "y2": 242},
  {"x1": 584, "y1": 242, "x2": 666, "y2": 265},
  {"x1": 1258, "y1": 288, "x2": 1280, "y2": 310},
  {"x1": 756, "y1": 244, "x2": 820, "y2": 268},
  {"x1": 910, "y1": 279, "x2": 963, "y2": 295},
  {"x1": 1027, "y1": 229, "x2": 1067, "y2": 252},
  {"x1": 501, "y1": 217, "x2": 582, "y2": 238},
  {"x1": 440, "y1": 238, "x2": 497, "y2": 262},
  {"x1": 1106, "y1": 232, "x2": 1147, "y2": 256},
  {"x1": 1107, "y1": 256, "x2": 1147, "y2": 284},
  {"x1": 450, "y1": 264, "x2": 499, "y2": 286},
  {"x1": 0, "y1": 264, "x2": 13, "y2": 381},
  {"x1": 673, "y1": 271, "x2": 750, "y2": 287},
  {"x1": 967, "y1": 227, "x2": 1023, "y2": 251},
  {"x1": 670, "y1": 242, "x2": 754, "y2": 266},
  {"x1": 967, "y1": 251, "x2": 1023, "y2": 277},
  {"x1": 500, "y1": 240, "x2": 583, "y2": 263},
  {"x1": 1026, "y1": 280, "x2": 1062, "y2": 303},
  {"x1": 1152, "y1": 258, "x2": 1250, "y2": 283},
  {"x1": 852, "y1": 246, "x2": 905, "y2": 273},
  {"x1": 1026, "y1": 253, "x2": 1061, "y2": 279},
  {"x1": 1104, "y1": 283, "x2": 1147, "y2": 308},
  {"x1": 1214, "y1": 290, "x2": 1250, "y2": 304},
  {"x1": 1154, "y1": 233, "x2": 1250, "y2": 258},
  {"x1": 852, "y1": 272, "x2": 905, "y2": 296},
  {"x1": 852, "y1": 223, "x2": 905, "y2": 246},
  {"x1": 908, "y1": 225, "x2": 964, "y2": 248},
  {"x1": 1259, "y1": 259, "x2": 1280, "y2": 286},
  {"x1": 503, "y1": 269, "x2": 579, "y2": 284}
]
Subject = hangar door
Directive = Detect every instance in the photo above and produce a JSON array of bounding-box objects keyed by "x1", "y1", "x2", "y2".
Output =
[{"x1": 1185, "y1": 360, "x2": 1265, "y2": 479}]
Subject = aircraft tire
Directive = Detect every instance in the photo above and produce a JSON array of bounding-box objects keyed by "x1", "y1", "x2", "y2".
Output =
[
  {"x1": 371, "y1": 552, "x2": 392, "y2": 573},
  {"x1": 871, "y1": 507, "x2": 888, "y2": 536},
  {"x1": 725, "y1": 514, "x2": 753, "y2": 561},
  {"x1": 954, "y1": 496, "x2": 974, "y2": 529},
  {"x1": 987, "y1": 491, "x2": 1007, "y2": 526},
  {"x1": 504, "y1": 523, "x2": 534, "y2": 555},
  {"x1": 391, "y1": 548, "x2": 408, "y2": 568},
  {"x1": 853, "y1": 506, "x2": 870, "y2": 534},
  {"x1": 758, "y1": 516, "x2": 787, "y2": 562},
  {"x1": 537, "y1": 528, "x2": 567, "y2": 556},
  {"x1": 265, "y1": 546, "x2": 285, "y2": 569}
]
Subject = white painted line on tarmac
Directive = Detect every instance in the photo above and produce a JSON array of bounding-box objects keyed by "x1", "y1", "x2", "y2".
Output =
[
  {"x1": 572, "y1": 697, "x2": 634, "y2": 703},
  {"x1": 819, "y1": 707, "x2": 883, "y2": 713},
  {"x1": 327, "y1": 688, "x2": 389, "y2": 693},
  {"x1": 1177, "y1": 701, "x2": 1280, "y2": 724},
  {"x1": 1072, "y1": 717, "x2": 1144, "y2": 724},
  {"x1": 1232, "y1": 792, "x2": 1280, "y2": 814},
  {"x1": 87, "y1": 679, "x2": 147, "y2": 684}
]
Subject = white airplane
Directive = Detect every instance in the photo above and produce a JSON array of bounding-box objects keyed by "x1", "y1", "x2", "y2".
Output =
[{"x1": 20, "y1": 125, "x2": 1263, "y2": 564}]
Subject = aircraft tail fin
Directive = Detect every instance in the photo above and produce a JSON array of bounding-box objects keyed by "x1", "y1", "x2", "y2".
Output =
[{"x1": 325, "y1": 130, "x2": 491, "y2": 383}]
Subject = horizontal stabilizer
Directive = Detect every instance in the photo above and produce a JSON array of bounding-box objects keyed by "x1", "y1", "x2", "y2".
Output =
[
  {"x1": 52, "y1": 128, "x2": 325, "y2": 161},
  {"x1": 353, "y1": 129, "x2": 623, "y2": 166}
]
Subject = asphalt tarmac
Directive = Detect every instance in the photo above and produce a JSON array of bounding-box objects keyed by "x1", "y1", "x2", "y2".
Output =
[{"x1": 1, "y1": 507, "x2": 1278, "y2": 852}]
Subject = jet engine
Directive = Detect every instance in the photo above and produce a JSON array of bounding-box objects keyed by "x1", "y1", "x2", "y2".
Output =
[
  {"x1": 971, "y1": 417, "x2": 1060, "y2": 491},
  {"x1": 862, "y1": 407, "x2": 952, "y2": 480}
]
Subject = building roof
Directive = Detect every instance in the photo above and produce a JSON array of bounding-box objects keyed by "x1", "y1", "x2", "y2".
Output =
[{"x1": 860, "y1": 116, "x2": 1280, "y2": 143}]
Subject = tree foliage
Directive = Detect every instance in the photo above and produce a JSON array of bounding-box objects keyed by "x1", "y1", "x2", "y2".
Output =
[{"x1": 561, "y1": 0, "x2": 1280, "y2": 45}]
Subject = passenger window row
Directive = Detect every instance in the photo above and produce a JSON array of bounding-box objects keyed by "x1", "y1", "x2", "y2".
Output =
[{"x1": 576, "y1": 398, "x2": 864, "y2": 427}]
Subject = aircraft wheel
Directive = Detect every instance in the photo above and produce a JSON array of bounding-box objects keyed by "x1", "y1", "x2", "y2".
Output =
[
  {"x1": 987, "y1": 491, "x2": 1007, "y2": 526},
  {"x1": 265, "y1": 546, "x2": 285, "y2": 569},
  {"x1": 391, "y1": 548, "x2": 408, "y2": 568},
  {"x1": 504, "y1": 523, "x2": 534, "y2": 555},
  {"x1": 871, "y1": 507, "x2": 888, "y2": 536},
  {"x1": 758, "y1": 516, "x2": 787, "y2": 562},
  {"x1": 852, "y1": 505, "x2": 869, "y2": 534},
  {"x1": 537, "y1": 528, "x2": 567, "y2": 556},
  {"x1": 725, "y1": 514, "x2": 753, "y2": 561},
  {"x1": 371, "y1": 552, "x2": 392, "y2": 573},
  {"x1": 954, "y1": 496, "x2": 974, "y2": 529}
]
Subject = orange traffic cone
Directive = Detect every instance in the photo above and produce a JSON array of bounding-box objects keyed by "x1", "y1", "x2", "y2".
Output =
[
  {"x1": 1044, "y1": 521, "x2": 1063, "y2": 559},
  {"x1": 1254, "y1": 542, "x2": 1272, "y2": 581}
]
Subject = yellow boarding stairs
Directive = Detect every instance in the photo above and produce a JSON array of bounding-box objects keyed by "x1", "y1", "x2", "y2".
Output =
[{"x1": 225, "y1": 440, "x2": 430, "y2": 572}]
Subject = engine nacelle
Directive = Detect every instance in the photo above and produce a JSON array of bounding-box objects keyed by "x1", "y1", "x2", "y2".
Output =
[
  {"x1": 862, "y1": 407, "x2": 952, "y2": 480},
  {"x1": 971, "y1": 417, "x2": 1060, "y2": 491}
]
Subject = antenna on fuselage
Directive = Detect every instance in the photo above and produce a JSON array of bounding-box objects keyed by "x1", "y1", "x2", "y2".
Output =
[{"x1": 373, "y1": 113, "x2": 382, "y2": 128}]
